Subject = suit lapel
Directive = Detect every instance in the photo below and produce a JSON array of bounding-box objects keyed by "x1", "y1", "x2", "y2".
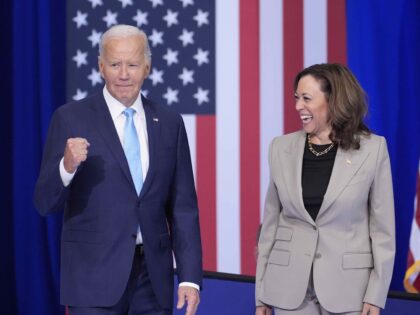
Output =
[
  {"x1": 317, "y1": 144, "x2": 370, "y2": 219},
  {"x1": 89, "y1": 94, "x2": 133, "y2": 189},
  {"x1": 282, "y1": 131, "x2": 315, "y2": 224},
  {"x1": 139, "y1": 96, "x2": 160, "y2": 199}
]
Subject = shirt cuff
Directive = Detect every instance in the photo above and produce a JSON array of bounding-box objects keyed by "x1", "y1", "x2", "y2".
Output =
[
  {"x1": 59, "y1": 157, "x2": 76, "y2": 187},
  {"x1": 179, "y1": 282, "x2": 200, "y2": 291}
]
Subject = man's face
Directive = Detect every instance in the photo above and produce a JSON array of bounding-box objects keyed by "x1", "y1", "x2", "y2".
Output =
[{"x1": 99, "y1": 35, "x2": 150, "y2": 107}]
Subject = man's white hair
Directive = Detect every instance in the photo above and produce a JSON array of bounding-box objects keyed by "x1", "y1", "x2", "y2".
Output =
[{"x1": 99, "y1": 24, "x2": 152, "y2": 64}]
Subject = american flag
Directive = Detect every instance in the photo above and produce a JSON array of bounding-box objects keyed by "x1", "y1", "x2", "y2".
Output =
[
  {"x1": 404, "y1": 161, "x2": 420, "y2": 292},
  {"x1": 67, "y1": 0, "x2": 347, "y2": 276}
]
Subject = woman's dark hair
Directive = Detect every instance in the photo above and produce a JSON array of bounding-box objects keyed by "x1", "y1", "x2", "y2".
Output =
[{"x1": 294, "y1": 63, "x2": 370, "y2": 150}]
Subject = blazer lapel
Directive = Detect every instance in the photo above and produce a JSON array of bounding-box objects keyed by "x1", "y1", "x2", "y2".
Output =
[
  {"x1": 317, "y1": 144, "x2": 370, "y2": 219},
  {"x1": 89, "y1": 94, "x2": 133, "y2": 188},
  {"x1": 139, "y1": 96, "x2": 160, "y2": 199},
  {"x1": 282, "y1": 131, "x2": 315, "y2": 224}
]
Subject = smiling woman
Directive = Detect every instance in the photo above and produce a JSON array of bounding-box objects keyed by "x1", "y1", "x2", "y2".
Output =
[
  {"x1": 256, "y1": 63, "x2": 395, "y2": 315},
  {"x1": 294, "y1": 75, "x2": 331, "y2": 144},
  {"x1": 293, "y1": 64, "x2": 370, "y2": 150}
]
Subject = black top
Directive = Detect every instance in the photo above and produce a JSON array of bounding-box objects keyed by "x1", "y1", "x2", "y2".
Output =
[{"x1": 302, "y1": 135, "x2": 337, "y2": 221}]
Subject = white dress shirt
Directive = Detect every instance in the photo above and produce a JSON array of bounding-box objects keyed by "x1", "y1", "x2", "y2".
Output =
[{"x1": 59, "y1": 87, "x2": 199, "y2": 290}]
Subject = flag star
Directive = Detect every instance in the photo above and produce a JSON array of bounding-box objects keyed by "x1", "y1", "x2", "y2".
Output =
[
  {"x1": 163, "y1": 48, "x2": 179, "y2": 66},
  {"x1": 132, "y1": 10, "x2": 148, "y2": 27},
  {"x1": 193, "y1": 9, "x2": 209, "y2": 27},
  {"x1": 148, "y1": 0, "x2": 163, "y2": 7},
  {"x1": 179, "y1": 0, "x2": 194, "y2": 7},
  {"x1": 103, "y1": 10, "x2": 118, "y2": 28},
  {"x1": 148, "y1": 68, "x2": 164, "y2": 86},
  {"x1": 163, "y1": 10, "x2": 179, "y2": 27},
  {"x1": 178, "y1": 29, "x2": 194, "y2": 47},
  {"x1": 88, "y1": 29, "x2": 102, "y2": 47},
  {"x1": 87, "y1": 68, "x2": 103, "y2": 86},
  {"x1": 149, "y1": 29, "x2": 164, "y2": 47},
  {"x1": 118, "y1": 0, "x2": 133, "y2": 8},
  {"x1": 193, "y1": 87, "x2": 209, "y2": 105},
  {"x1": 178, "y1": 68, "x2": 194, "y2": 86},
  {"x1": 73, "y1": 50, "x2": 88, "y2": 68},
  {"x1": 141, "y1": 90, "x2": 149, "y2": 98},
  {"x1": 163, "y1": 87, "x2": 179, "y2": 105},
  {"x1": 73, "y1": 89, "x2": 88, "y2": 101},
  {"x1": 193, "y1": 48, "x2": 209, "y2": 66},
  {"x1": 88, "y1": 0, "x2": 103, "y2": 8},
  {"x1": 73, "y1": 11, "x2": 88, "y2": 28}
]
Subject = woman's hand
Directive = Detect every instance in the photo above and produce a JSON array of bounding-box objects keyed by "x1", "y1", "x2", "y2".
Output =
[
  {"x1": 256, "y1": 305, "x2": 272, "y2": 315},
  {"x1": 361, "y1": 303, "x2": 380, "y2": 315}
]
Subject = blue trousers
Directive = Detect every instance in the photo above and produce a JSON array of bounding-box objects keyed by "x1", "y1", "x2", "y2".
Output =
[{"x1": 68, "y1": 245, "x2": 171, "y2": 315}]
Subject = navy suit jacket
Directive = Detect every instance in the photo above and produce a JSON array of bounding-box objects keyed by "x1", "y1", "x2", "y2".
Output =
[{"x1": 34, "y1": 92, "x2": 202, "y2": 308}]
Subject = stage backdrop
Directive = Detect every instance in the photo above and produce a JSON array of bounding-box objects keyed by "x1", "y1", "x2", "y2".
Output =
[{"x1": 0, "y1": 0, "x2": 419, "y2": 314}]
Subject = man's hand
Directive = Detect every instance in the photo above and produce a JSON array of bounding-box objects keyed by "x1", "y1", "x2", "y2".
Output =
[
  {"x1": 177, "y1": 286, "x2": 200, "y2": 315},
  {"x1": 63, "y1": 138, "x2": 90, "y2": 173},
  {"x1": 361, "y1": 303, "x2": 380, "y2": 315},
  {"x1": 256, "y1": 305, "x2": 272, "y2": 315}
]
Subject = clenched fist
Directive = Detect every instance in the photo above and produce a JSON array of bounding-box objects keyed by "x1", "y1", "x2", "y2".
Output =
[{"x1": 63, "y1": 138, "x2": 90, "y2": 173}]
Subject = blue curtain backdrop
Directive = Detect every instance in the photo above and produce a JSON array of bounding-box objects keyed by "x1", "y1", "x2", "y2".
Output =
[
  {"x1": 0, "y1": 0, "x2": 16, "y2": 314},
  {"x1": 0, "y1": 0, "x2": 66, "y2": 313},
  {"x1": 347, "y1": 0, "x2": 420, "y2": 291},
  {"x1": 0, "y1": 0, "x2": 418, "y2": 314}
]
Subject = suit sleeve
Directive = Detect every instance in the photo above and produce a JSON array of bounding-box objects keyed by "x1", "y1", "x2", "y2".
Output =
[
  {"x1": 255, "y1": 138, "x2": 283, "y2": 306},
  {"x1": 363, "y1": 136, "x2": 396, "y2": 308},
  {"x1": 33, "y1": 108, "x2": 72, "y2": 216},
  {"x1": 169, "y1": 116, "x2": 203, "y2": 288}
]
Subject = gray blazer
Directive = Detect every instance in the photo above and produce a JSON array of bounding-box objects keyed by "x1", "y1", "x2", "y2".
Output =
[{"x1": 256, "y1": 130, "x2": 395, "y2": 313}]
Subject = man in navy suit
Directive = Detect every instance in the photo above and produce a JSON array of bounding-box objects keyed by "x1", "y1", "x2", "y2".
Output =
[{"x1": 34, "y1": 24, "x2": 202, "y2": 315}]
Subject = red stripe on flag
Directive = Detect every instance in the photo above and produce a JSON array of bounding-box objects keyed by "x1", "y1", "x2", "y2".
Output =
[
  {"x1": 414, "y1": 276, "x2": 420, "y2": 292},
  {"x1": 283, "y1": 0, "x2": 304, "y2": 134},
  {"x1": 240, "y1": 0, "x2": 260, "y2": 276},
  {"x1": 196, "y1": 116, "x2": 216, "y2": 271},
  {"x1": 327, "y1": 0, "x2": 347, "y2": 64}
]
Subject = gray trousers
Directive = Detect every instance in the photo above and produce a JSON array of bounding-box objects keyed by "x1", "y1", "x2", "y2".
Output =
[{"x1": 274, "y1": 273, "x2": 361, "y2": 315}]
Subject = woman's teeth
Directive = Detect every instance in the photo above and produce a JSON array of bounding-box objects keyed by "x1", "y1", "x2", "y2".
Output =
[{"x1": 300, "y1": 115, "x2": 313, "y2": 123}]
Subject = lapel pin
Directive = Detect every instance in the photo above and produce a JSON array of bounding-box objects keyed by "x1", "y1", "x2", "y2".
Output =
[
  {"x1": 346, "y1": 159, "x2": 352, "y2": 165},
  {"x1": 153, "y1": 117, "x2": 159, "y2": 122}
]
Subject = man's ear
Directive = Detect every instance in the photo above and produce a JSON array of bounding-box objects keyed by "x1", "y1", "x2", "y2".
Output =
[
  {"x1": 145, "y1": 62, "x2": 151, "y2": 77},
  {"x1": 98, "y1": 56, "x2": 104, "y2": 78}
]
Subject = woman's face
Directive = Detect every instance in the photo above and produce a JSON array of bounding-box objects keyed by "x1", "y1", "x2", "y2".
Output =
[{"x1": 295, "y1": 75, "x2": 331, "y2": 142}]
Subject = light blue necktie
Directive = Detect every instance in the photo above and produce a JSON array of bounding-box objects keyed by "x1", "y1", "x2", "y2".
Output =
[{"x1": 123, "y1": 108, "x2": 143, "y2": 195}]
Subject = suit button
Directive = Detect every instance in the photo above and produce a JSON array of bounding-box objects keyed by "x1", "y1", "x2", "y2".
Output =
[
  {"x1": 315, "y1": 253, "x2": 322, "y2": 259},
  {"x1": 136, "y1": 201, "x2": 141, "y2": 208},
  {"x1": 312, "y1": 226, "x2": 317, "y2": 230}
]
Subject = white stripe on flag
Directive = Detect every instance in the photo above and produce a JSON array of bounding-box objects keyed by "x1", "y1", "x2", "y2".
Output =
[
  {"x1": 216, "y1": 0, "x2": 240, "y2": 273},
  {"x1": 181, "y1": 114, "x2": 196, "y2": 182},
  {"x1": 304, "y1": 0, "x2": 327, "y2": 67},
  {"x1": 259, "y1": 0, "x2": 284, "y2": 219}
]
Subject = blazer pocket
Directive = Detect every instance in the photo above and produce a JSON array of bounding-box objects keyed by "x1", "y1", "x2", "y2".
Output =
[
  {"x1": 276, "y1": 226, "x2": 293, "y2": 241},
  {"x1": 62, "y1": 229, "x2": 104, "y2": 244},
  {"x1": 268, "y1": 249, "x2": 290, "y2": 266},
  {"x1": 342, "y1": 252, "x2": 373, "y2": 269}
]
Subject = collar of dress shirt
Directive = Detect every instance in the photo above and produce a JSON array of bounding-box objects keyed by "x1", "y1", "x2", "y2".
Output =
[{"x1": 102, "y1": 86, "x2": 145, "y2": 120}]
